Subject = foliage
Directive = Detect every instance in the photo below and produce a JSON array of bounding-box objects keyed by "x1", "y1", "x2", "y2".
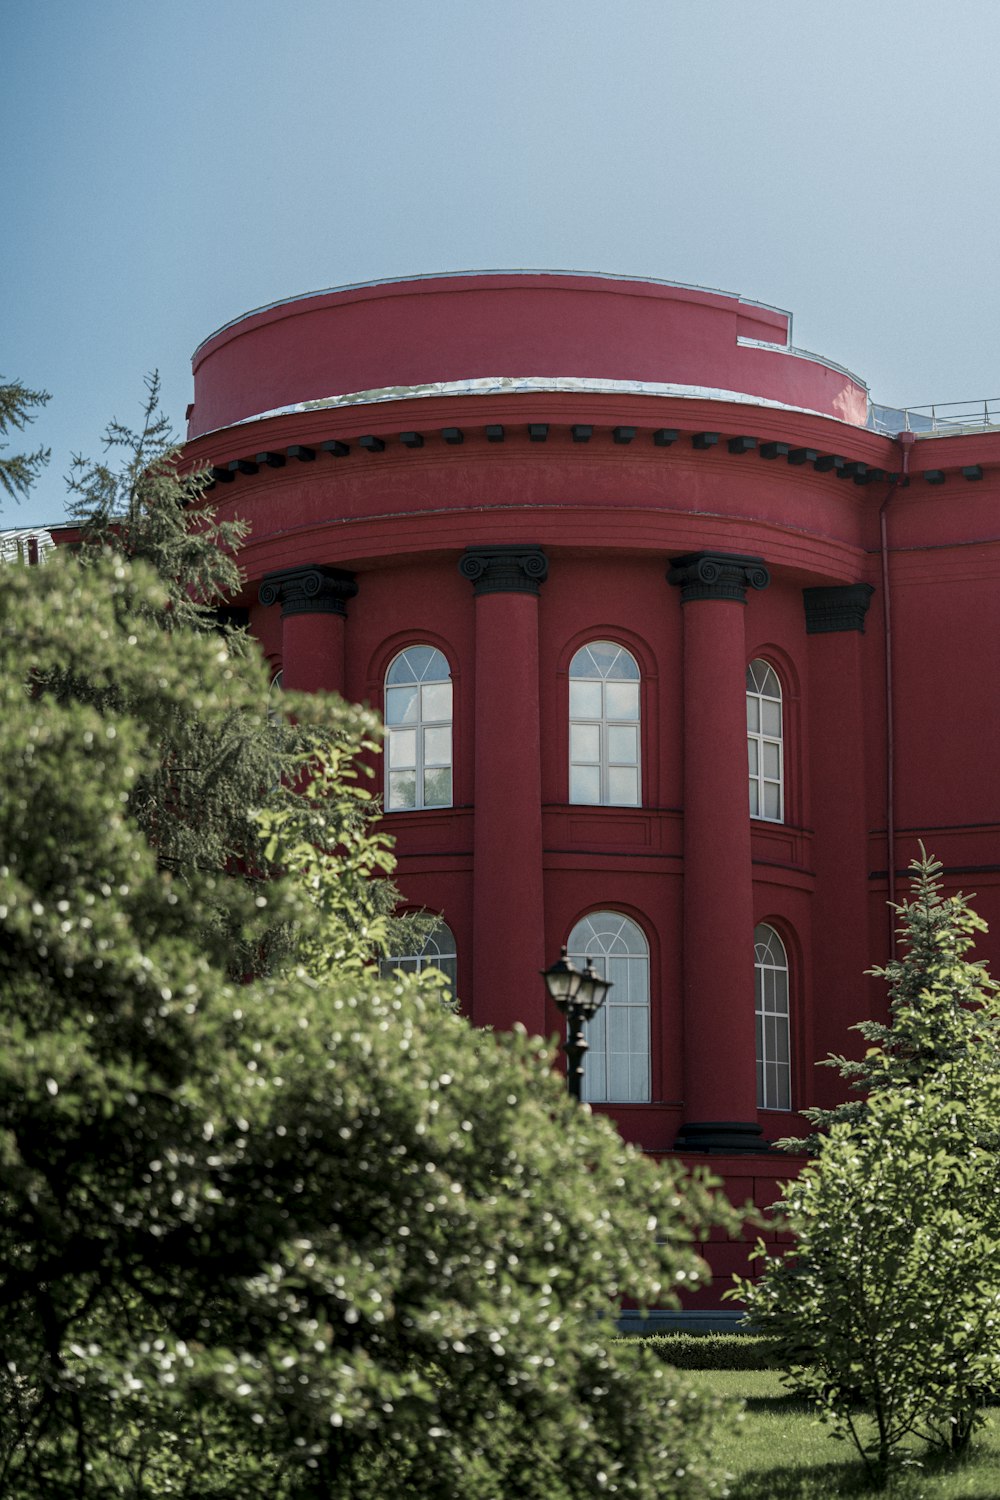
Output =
[
  {"x1": 0, "y1": 377, "x2": 50, "y2": 501},
  {"x1": 66, "y1": 370, "x2": 245, "y2": 633},
  {"x1": 735, "y1": 859, "x2": 1000, "y2": 1485},
  {"x1": 0, "y1": 548, "x2": 737, "y2": 1497},
  {"x1": 625, "y1": 1334, "x2": 784, "y2": 1371},
  {"x1": 782, "y1": 850, "x2": 1000, "y2": 1153}
]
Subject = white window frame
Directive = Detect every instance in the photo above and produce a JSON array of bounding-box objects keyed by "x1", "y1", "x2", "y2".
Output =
[
  {"x1": 384, "y1": 646, "x2": 453, "y2": 812},
  {"x1": 380, "y1": 921, "x2": 458, "y2": 998},
  {"x1": 755, "y1": 923, "x2": 791, "y2": 1110},
  {"x1": 568, "y1": 641, "x2": 641, "y2": 807},
  {"x1": 567, "y1": 911, "x2": 650, "y2": 1103},
  {"x1": 747, "y1": 658, "x2": 783, "y2": 822}
]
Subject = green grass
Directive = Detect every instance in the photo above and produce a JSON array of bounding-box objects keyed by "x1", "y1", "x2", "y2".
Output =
[{"x1": 695, "y1": 1372, "x2": 1000, "y2": 1499}]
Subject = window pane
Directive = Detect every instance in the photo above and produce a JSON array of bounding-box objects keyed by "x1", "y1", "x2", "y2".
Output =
[
  {"x1": 605, "y1": 681, "x2": 639, "y2": 720},
  {"x1": 605, "y1": 1050, "x2": 629, "y2": 1098},
  {"x1": 764, "y1": 783, "x2": 781, "y2": 819},
  {"x1": 388, "y1": 771, "x2": 416, "y2": 809},
  {"x1": 763, "y1": 741, "x2": 781, "y2": 779},
  {"x1": 748, "y1": 739, "x2": 759, "y2": 774},
  {"x1": 423, "y1": 768, "x2": 452, "y2": 806},
  {"x1": 607, "y1": 766, "x2": 639, "y2": 805},
  {"x1": 385, "y1": 685, "x2": 418, "y2": 725},
  {"x1": 388, "y1": 729, "x2": 416, "y2": 768},
  {"x1": 421, "y1": 682, "x2": 452, "y2": 722},
  {"x1": 749, "y1": 780, "x2": 760, "y2": 817},
  {"x1": 403, "y1": 645, "x2": 436, "y2": 681},
  {"x1": 606, "y1": 647, "x2": 640, "y2": 680},
  {"x1": 762, "y1": 701, "x2": 781, "y2": 737},
  {"x1": 746, "y1": 697, "x2": 760, "y2": 732},
  {"x1": 570, "y1": 764, "x2": 601, "y2": 803},
  {"x1": 423, "y1": 726, "x2": 451, "y2": 766},
  {"x1": 570, "y1": 723, "x2": 601, "y2": 763},
  {"x1": 631, "y1": 1052, "x2": 650, "y2": 1102},
  {"x1": 629, "y1": 1005, "x2": 649, "y2": 1053},
  {"x1": 386, "y1": 653, "x2": 418, "y2": 686},
  {"x1": 569, "y1": 680, "x2": 602, "y2": 719},
  {"x1": 587, "y1": 641, "x2": 621, "y2": 676},
  {"x1": 607, "y1": 725, "x2": 638, "y2": 763}
]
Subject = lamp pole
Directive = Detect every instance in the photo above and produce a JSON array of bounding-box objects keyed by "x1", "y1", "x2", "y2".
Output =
[{"x1": 541, "y1": 947, "x2": 613, "y2": 1101}]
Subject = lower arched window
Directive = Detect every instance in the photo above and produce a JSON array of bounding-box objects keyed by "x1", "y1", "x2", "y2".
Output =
[
  {"x1": 567, "y1": 911, "x2": 650, "y2": 1103},
  {"x1": 754, "y1": 924, "x2": 790, "y2": 1110},
  {"x1": 379, "y1": 921, "x2": 458, "y2": 998}
]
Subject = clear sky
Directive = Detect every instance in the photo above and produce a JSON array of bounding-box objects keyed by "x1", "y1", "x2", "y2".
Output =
[{"x1": 4, "y1": 0, "x2": 1000, "y2": 528}]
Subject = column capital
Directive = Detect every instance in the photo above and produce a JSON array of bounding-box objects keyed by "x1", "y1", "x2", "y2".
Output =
[
  {"x1": 802, "y1": 583, "x2": 875, "y2": 634},
  {"x1": 459, "y1": 545, "x2": 548, "y2": 596},
  {"x1": 667, "y1": 551, "x2": 770, "y2": 603},
  {"x1": 258, "y1": 566, "x2": 358, "y2": 617}
]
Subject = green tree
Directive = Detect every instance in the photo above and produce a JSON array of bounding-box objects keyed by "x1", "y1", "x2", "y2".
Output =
[
  {"x1": 59, "y1": 373, "x2": 421, "y2": 975},
  {"x1": 0, "y1": 547, "x2": 735, "y2": 1497},
  {"x1": 0, "y1": 377, "x2": 50, "y2": 501},
  {"x1": 736, "y1": 860, "x2": 1000, "y2": 1484},
  {"x1": 782, "y1": 850, "x2": 1000, "y2": 1151}
]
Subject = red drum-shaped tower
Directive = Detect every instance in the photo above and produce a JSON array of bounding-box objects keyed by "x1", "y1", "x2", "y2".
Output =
[{"x1": 183, "y1": 271, "x2": 1000, "y2": 1314}]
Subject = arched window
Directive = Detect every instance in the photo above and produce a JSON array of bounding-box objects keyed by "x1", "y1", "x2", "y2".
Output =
[
  {"x1": 754, "y1": 924, "x2": 790, "y2": 1110},
  {"x1": 380, "y1": 921, "x2": 458, "y2": 998},
  {"x1": 747, "y1": 659, "x2": 783, "y2": 822},
  {"x1": 569, "y1": 641, "x2": 641, "y2": 806},
  {"x1": 567, "y1": 911, "x2": 650, "y2": 1103},
  {"x1": 384, "y1": 646, "x2": 452, "y2": 811}
]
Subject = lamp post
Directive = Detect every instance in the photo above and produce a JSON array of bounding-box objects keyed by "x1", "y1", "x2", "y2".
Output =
[{"x1": 541, "y1": 947, "x2": 613, "y2": 1101}]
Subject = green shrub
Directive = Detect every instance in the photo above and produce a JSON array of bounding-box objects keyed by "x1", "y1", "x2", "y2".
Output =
[{"x1": 619, "y1": 1334, "x2": 783, "y2": 1371}]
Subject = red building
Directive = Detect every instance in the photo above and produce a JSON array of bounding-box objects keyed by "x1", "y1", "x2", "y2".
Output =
[{"x1": 178, "y1": 271, "x2": 1000, "y2": 1311}]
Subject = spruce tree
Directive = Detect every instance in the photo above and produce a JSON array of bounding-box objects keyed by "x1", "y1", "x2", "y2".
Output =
[
  {"x1": 781, "y1": 848, "x2": 1000, "y2": 1151},
  {"x1": 0, "y1": 377, "x2": 50, "y2": 501}
]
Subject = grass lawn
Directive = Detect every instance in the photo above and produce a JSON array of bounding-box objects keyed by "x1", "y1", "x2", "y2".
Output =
[{"x1": 693, "y1": 1372, "x2": 1000, "y2": 1499}]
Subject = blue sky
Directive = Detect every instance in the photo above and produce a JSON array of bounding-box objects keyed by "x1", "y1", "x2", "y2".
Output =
[{"x1": 5, "y1": 0, "x2": 1000, "y2": 528}]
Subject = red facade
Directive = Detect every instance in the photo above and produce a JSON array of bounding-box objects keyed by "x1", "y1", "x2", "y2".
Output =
[{"x1": 179, "y1": 272, "x2": 1000, "y2": 1307}]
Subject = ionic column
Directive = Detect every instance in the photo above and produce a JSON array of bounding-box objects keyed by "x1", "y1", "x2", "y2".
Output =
[
  {"x1": 459, "y1": 546, "x2": 548, "y2": 1035},
  {"x1": 258, "y1": 566, "x2": 358, "y2": 696},
  {"x1": 668, "y1": 552, "x2": 770, "y2": 1152},
  {"x1": 802, "y1": 584, "x2": 875, "y2": 1111}
]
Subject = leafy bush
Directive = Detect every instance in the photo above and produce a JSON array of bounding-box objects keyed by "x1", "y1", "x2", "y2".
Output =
[
  {"x1": 735, "y1": 858, "x2": 1000, "y2": 1486},
  {"x1": 622, "y1": 1334, "x2": 783, "y2": 1371},
  {"x1": 0, "y1": 550, "x2": 738, "y2": 1499}
]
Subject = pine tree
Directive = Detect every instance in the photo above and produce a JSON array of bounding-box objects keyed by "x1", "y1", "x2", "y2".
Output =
[
  {"x1": 59, "y1": 374, "x2": 422, "y2": 971},
  {"x1": 781, "y1": 847, "x2": 1000, "y2": 1150},
  {"x1": 0, "y1": 377, "x2": 50, "y2": 501}
]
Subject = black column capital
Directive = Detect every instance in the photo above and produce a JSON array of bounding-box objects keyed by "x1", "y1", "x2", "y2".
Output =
[
  {"x1": 802, "y1": 583, "x2": 875, "y2": 634},
  {"x1": 258, "y1": 566, "x2": 358, "y2": 618},
  {"x1": 458, "y1": 545, "x2": 548, "y2": 596},
  {"x1": 667, "y1": 551, "x2": 770, "y2": 603}
]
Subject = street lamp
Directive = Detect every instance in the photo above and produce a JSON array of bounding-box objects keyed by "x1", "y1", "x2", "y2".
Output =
[{"x1": 541, "y1": 946, "x2": 613, "y2": 1101}]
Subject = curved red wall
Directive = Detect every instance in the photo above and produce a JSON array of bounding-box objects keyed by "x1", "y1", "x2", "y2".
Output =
[{"x1": 182, "y1": 272, "x2": 1000, "y2": 1313}]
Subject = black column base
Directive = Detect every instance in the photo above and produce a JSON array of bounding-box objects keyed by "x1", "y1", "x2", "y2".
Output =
[{"x1": 673, "y1": 1121, "x2": 768, "y2": 1154}]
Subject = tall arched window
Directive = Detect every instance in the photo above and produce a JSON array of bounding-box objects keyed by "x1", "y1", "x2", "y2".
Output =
[
  {"x1": 384, "y1": 646, "x2": 452, "y2": 811},
  {"x1": 567, "y1": 911, "x2": 650, "y2": 1103},
  {"x1": 569, "y1": 641, "x2": 641, "y2": 806},
  {"x1": 747, "y1": 659, "x2": 783, "y2": 822},
  {"x1": 754, "y1": 924, "x2": 790, "y2": 1110},
  {"x1": 380, "y1": 921, "x2": 458, "y2": 998}
]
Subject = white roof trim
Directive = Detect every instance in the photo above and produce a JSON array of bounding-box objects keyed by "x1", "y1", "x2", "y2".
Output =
[{"x1": 194, "y1": 374, "x2": 868, "y2": 440}]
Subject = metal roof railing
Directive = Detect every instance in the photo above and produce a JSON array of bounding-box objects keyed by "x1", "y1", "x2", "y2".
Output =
[{"x1": 870, "y1": 399, "x2": 1000, "y2": 437}]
